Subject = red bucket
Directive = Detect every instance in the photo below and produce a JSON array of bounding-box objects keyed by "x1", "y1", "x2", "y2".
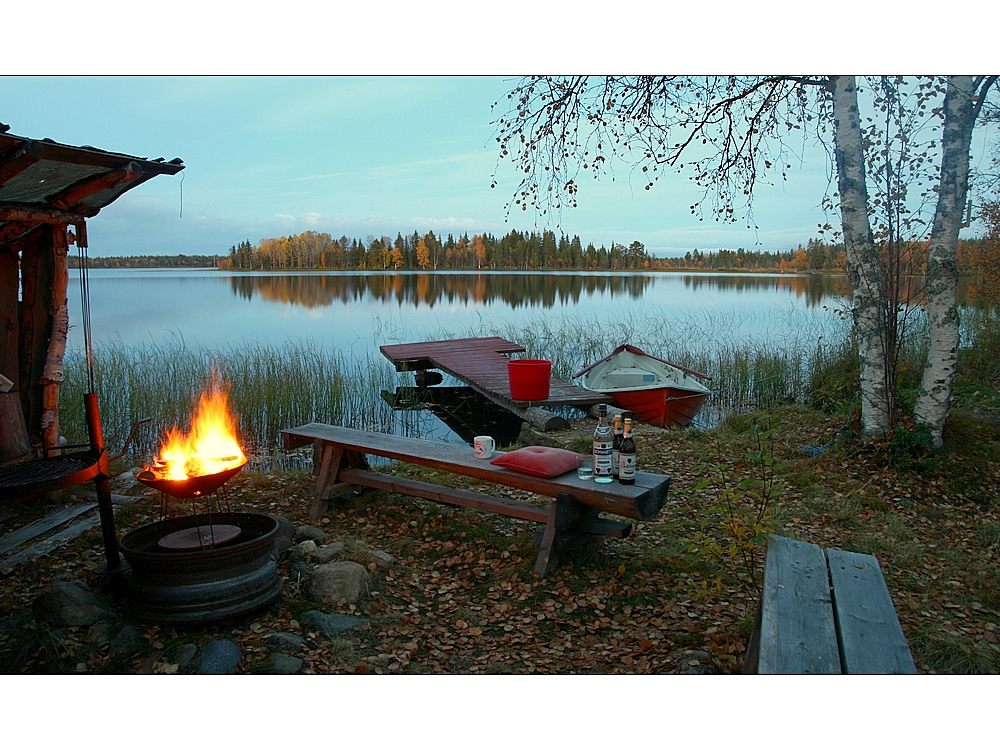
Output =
[{"x1": 507, "y1": 359, "x2": 552, "y2": 401}]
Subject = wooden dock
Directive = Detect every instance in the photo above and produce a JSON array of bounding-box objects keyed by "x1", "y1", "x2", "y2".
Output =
[{"x1": 379, "y1": 336, "x2": 605, "y2": 431}]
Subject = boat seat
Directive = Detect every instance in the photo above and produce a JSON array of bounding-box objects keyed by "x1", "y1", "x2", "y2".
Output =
[{"x1": 602, "y1": 367, "x2": 660, "y2": 389}]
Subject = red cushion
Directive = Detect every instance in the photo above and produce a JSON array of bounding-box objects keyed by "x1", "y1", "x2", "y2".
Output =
[{"x1": 489, "y1": 446, "x2": 580, "y2": 478}]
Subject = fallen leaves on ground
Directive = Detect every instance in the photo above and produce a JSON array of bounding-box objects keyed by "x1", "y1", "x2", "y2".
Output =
[{"x1": 2, "y1": 409, "x2": 999, "y2": 674}]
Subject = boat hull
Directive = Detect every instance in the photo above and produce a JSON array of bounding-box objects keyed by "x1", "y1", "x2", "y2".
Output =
[
  {"x1": 607, "y1": 386, "x2": 710, "y2": 428},
  {"x1": 574, "y1": 344, "x2": 712, "y2": 428}
]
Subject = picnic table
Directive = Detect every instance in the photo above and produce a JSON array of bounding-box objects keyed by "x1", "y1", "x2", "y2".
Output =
[{"x1": 282, "y1": 422, "x2": 671, "y2": 577}]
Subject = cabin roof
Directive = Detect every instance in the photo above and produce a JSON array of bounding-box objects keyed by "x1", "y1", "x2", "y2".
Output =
[{"x1": 0, "y1": 123, "x2": 184, "y2": 250}]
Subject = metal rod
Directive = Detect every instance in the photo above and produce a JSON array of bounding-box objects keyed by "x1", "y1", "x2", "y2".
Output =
[{"x1": 85, "y1": 392, "x2": 127, "y2": 587}]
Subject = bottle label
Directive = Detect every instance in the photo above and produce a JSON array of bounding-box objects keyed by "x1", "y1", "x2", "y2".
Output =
[
  {"x1": 619, "y1": 453, "x2": 637, "y2": 480},
  {"x1": 594, "y1": 443, "x2": 613, "y2": 477}
]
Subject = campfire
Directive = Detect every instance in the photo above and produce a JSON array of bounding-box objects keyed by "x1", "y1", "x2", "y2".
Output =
[
  {"x1": 137, "y1": 376, "x2": 247, "y2": 499},
  {"x1": 122, "y1": 373, "x2": 282, "y2": 623}
]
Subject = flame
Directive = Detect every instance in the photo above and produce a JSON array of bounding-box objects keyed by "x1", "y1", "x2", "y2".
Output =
[{"x1": 147, "y1": 379, "x2": 246, "y2": 480}]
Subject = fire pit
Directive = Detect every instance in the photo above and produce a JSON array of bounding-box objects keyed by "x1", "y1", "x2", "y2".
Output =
[
  {"x1": 120, "y1": 376, "x2": 282, "y2": 623},
  {"x1": 119, "y1": 511, "x2": 281, "y2": 623},
  {"x1": 136, "y1": 461, "x2": 246, "y2": 499}
]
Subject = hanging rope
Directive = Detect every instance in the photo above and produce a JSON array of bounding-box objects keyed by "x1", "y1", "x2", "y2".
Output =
[{"x1": 75, "y1": 221, "x2": 96, "y2": 394}]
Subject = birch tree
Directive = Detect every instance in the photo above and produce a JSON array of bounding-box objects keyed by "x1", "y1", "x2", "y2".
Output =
[
  {"x1": 912, "y1": 77, "x2": 991, "y2": 445},
  {"x1": 492, "y1": 75, "x2": 999, "y2": 445},
  {"x1": 829, "y1": 75, "x2": 891, "y2": 438}
]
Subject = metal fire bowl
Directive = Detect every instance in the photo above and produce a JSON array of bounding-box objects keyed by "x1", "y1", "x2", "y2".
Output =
[{"x1": 135, "y1": 460, "x2": 246, "y2": 498}]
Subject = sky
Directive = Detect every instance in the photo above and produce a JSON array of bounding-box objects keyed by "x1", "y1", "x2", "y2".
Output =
[{"x1": 2, "y1": 6, "x2": 994, "y2": 260}]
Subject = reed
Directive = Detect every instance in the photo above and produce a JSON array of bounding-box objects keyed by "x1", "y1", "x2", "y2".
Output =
[
  {"x1": 471, "y1": 306, "x2": 850, "y2": 426},
  {"x1": 59, "y1": 339, "x2": 422, "y2": 468},
  {"x1": 59, "y1": 307, "x2": 856, "y2": 460}
]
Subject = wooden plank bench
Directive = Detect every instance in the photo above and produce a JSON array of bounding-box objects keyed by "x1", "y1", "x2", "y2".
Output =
[
  {"x1": 281, "y1": 422, "x2": 671, "y2": 577},
  {"x1": 743, "y1": 535, "x2": 917, "y2": 674}
]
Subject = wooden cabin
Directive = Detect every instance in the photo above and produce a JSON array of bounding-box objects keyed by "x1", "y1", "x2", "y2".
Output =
[{"x1": 0, "y1": 123, "x2": 183, "y2": 466}]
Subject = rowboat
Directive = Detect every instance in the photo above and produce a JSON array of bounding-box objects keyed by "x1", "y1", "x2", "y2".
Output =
[{"x1": 574, "y1": 344, "x2": 712, "y2": 428}]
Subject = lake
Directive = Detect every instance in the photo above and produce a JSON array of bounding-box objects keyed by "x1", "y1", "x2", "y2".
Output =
[{"x1": 67, "y1": 269, "x2": 852, "y2": 356}]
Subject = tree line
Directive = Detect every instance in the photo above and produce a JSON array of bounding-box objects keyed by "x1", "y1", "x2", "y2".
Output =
[
  {"x1": 220, "y1": 229, "x2": 851, "y2": 272},
  {"x1": 67, "y1": 253, "x2": 221, "y2": 269},
  {"x1": 66, "y1": 227, "x2": 996, "y2": 281},
  {"x1": 222, "y1": 229, "x2": 999, "y2": 277}
]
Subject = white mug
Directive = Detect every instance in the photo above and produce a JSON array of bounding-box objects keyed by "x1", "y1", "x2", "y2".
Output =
[{"x1": 474, "y1": 435, "x2": 495, "y2": 459}]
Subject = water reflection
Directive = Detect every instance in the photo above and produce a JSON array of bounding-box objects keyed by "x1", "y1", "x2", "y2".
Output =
[
  {"x1": 679, "y1": 273, "x2": 853, "y2": 306},
  {"x1": 228, "y1": 271, "x2": 848, "y2": 310}
]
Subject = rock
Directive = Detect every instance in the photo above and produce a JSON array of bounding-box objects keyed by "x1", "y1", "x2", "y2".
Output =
[
  {"x1": 266, "y1": 631, "x2": 305, "y2": 653},
  {"x1": 176, "y1": 643, "x2": 198, "y2": 669},
  {"x1": 197, "y1": 639, "x2": 242, "y2": 674},
  {"x1": 268, "y1": 653, "x2": 304, "y2": 674},
  {"x1": 668, "y1": 649, "x2": 715, "y2": 675},
  {"x1": 288, "y1": 558, "x2": 312, "y2": 583},
  {"x1": 300, "y1": 609, "x2": 368, "y2": 636},
  {"x1": 32, "y1": 581, "x2": 113, "y2": 627},
  {"x1": 312, "y1": 541, "x2": 346, "y2": 563},
  {"x1": 271, "y1": 515, "x2": 296, "y2": 556},
  {"x1": 294, "y1": 525, "x2": 327, "y2": 543},
  {"x1": 109, "y1": 625, "x2": 144, "y2": 655},
  {"x1": 87, "y1": 620, "x2": 113, "y2": 645},
  {"x1": 368, "y1": 550, "x2": 394, "y2": 569},
  {"x1": 296, "y1": 539, "x2": 318, "y2": 556},
  {"x1": 306, "y1": 561, "x2": 371, "y2": 605}
]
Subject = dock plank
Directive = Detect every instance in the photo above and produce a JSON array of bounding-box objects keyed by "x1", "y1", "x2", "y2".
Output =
[{"x1": 380, "y1": 336, "x2": 604, "y2": 409}]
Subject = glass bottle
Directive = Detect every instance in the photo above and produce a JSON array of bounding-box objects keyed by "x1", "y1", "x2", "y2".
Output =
[
  {"x1": 593, "y1": 404, "x2": 614, "y2": 483},
  {"x1": 619, "y1": 417, "x2": 636, "y2": 485},
  {"x1": 612, "y1": 414, "x2": 623, "y2": 480}
]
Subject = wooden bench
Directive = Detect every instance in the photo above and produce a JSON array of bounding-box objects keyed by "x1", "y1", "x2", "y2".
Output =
[
  {"x1": 744, "y1": 535, "x2": 917, "y2": 674},
  {"x1": 281, "y1": 422, "x2": 671, "y2": 577}
]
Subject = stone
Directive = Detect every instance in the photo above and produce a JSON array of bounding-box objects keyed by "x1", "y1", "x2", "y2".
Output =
[
  {"x1": 32, "y1": 581, "x2": 113, "y2": 627},
  {"x1": 668, "y1": 649, "x2": 715, "y2": 675},
  {"x1": 271, "y1": 515, "x2": 296, "y2": 556},
  {"x1": 306, "y1": 561, "x2": 371, "y2": 605},
  {"x1": 294, "y1": 525, "x2": 327, "y2": 543},
  {"x1": 368, "y1": 550, "x2": 394, "y2": 569},
  {"x1": 296, "y1": 539, "x2": 318, "y2": 556},
  {"x1": 109, "y1": 625, "x2": 144, "y2": 655},
  {"x1": 311, "y1": 541, "x2": 346, "y2": 563},
  {"x1": 197, "y1": 639, "x2": 242, "y2": 674},
  {"x1": 266, "y1": 631, "x2": 305, "y2": 653},
  {"x1": 87, "y1": 620, "x2": 113, "y2": 645},
  {"x1": 175, "y1": 643, "x2": 198, "y2": 669},
  {"x1": 300, "y1": 609, "x2": 368, "y2": 636},
  {"x1": 268, "y1": 653, "x2": 304, "y2": 674}
]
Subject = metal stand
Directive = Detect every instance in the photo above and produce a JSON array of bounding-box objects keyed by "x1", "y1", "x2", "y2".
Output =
[{"x1": 85, "y1": 392, "x2": 130, "y2": 593}]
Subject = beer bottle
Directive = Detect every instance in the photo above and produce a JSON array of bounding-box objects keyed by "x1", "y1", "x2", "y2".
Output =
[
  {"x1": 593, "y1": 404, "x2": 614, "y2": 484},
  {"x1": 612, "y1": 414, "x2": 623, "y2": 479},
  {"x1": 619, "y1": 417, "x2": 636, "y2": 485}
]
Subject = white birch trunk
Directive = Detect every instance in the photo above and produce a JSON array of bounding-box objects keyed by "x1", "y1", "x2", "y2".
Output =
[
  {"x1": 913, "y1": 76, "x2": 976, "y2": 447},
  {"x1": 40, "y1": 235, "x2": 70, "y2": 451},
  {"x1": 829, "y1": 75, "x2": 890, "y2": 438}
]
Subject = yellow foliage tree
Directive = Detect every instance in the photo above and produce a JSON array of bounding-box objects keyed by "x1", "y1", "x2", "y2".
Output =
[{"x1": 416, "y1": 238, "x2": 431, "y2": 270}]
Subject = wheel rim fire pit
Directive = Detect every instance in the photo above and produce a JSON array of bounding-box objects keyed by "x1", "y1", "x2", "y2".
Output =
[
  {"x1": 119, "y1": 510, "x2": 282, "y2": 624},
  {"x1": 120, "y1": 379, "x2": 282, "y2": 623}
]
